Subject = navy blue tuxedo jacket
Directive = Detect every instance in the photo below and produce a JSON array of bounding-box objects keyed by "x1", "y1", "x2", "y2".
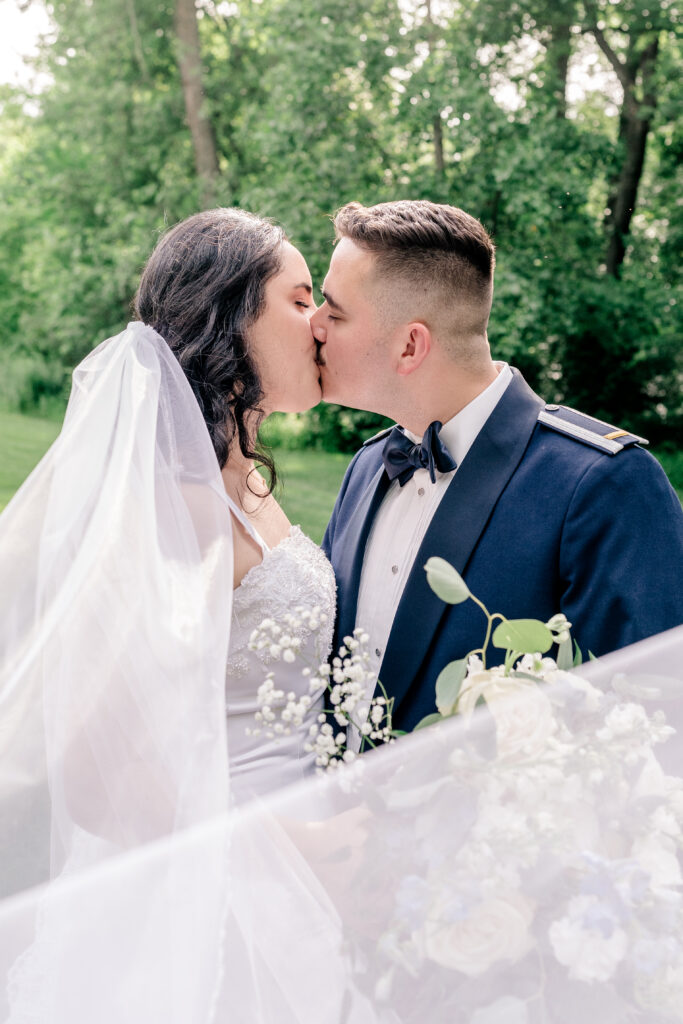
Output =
[{"x1": 322, "y1": 370, "x2": 683, "y2": 732}]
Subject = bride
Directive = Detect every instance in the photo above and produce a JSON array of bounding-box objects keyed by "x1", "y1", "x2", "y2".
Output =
[
  {"x1": 134, "y1": 207, "x2": 336, "y2": 803},
  {"x1": 1, "y1": 208, "x2": 683, "y2": 1023}
]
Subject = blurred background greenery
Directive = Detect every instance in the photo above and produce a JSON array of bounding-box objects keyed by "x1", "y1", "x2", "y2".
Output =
[{"x1": 0, "y1": 0, "x2": 681, "y2": 526}]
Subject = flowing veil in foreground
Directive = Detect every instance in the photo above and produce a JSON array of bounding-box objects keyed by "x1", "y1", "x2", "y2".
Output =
[{"x1": 0, "y1": 323, "x2": 682, "y2": 1022}]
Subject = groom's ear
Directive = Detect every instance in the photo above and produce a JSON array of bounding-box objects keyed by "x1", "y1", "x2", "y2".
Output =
[{"x1": 396, "y1": 322, "x2": 431, "y2": 376}]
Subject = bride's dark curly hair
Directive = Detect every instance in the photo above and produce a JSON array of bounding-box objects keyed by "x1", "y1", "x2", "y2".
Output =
[{"x1": 134, "y1": 207, "x2": 285, "y2": 487}]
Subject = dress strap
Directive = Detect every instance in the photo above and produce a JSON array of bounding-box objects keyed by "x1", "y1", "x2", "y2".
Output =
[{"x1": 223, "y1": 493, "x2": 269, "y2": 553}]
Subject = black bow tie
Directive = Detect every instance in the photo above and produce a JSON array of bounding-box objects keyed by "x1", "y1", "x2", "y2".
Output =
[{"x1": 382, "y1": 421, "x2": 457, "y2": 487}]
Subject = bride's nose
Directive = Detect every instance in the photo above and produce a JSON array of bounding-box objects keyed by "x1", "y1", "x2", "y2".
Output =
[{"x1": 310, "y1": 308, "x2": 326, "y2": 341}]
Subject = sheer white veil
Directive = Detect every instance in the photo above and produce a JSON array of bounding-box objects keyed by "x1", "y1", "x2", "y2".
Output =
[
  {"x1": 1, "y1": 321, "x2": 682, "y2": 1021},
  {"x1": 0, "y1": 321, "x2": 234, "y2": 886}
]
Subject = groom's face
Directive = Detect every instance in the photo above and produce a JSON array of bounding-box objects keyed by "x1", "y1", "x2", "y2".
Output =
[{"x1": 311, "y1": 238, "x2": 396, "y2": 412}]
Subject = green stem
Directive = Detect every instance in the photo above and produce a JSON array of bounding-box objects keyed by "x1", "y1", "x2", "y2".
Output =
[{"x1": 468, "y1": 594, "x2": 494, "y2": 668}]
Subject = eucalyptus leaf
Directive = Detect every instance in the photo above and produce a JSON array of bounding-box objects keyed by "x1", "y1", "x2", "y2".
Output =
[
  {"x1": 573, "y1": 640, "x2": 583, "y2": 667},
  {"x1": 435, "y1": 658, "x2": 467, "y2": 716},
  {"x1": 424, "y1": 557, "x2": 470, "y2": 604},
  {"x1": 492, "y1": 619, "x2": 553, "y2": 654},
  {"x1": 414, "y1": 712, "x2": 444, "y2": 731}
]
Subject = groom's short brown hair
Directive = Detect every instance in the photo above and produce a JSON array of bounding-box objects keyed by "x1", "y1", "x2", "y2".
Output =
[
  {"x1": 333, "y1": 199, "x2": 495, "y2": 298},
  {"x1": 333, "y1": 201, "x2": 495, "y2": 357}
]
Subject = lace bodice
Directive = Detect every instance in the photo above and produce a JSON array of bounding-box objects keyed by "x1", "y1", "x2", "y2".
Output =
[{"x1": 226, "y1": 523, "x2": 336, "y2": 804}]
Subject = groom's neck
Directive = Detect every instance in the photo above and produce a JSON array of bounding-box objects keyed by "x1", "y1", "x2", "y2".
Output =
[{"x1": 392, "y1": 360, "x2": 500, "y2": 435}]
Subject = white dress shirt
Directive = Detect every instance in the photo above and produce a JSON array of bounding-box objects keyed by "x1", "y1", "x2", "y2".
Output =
[{"x1": 351, "y1": 363, "x2": 513, "y2": 746}]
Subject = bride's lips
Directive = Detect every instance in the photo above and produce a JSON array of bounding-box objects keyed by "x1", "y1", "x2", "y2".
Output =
[{"x1": 314, "y1": 340, "x2": 326, "y2": 367}]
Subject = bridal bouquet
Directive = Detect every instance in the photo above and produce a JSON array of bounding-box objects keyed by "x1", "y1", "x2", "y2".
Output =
[
  {"x1": 249, "y1": 559, "x2": 683, "y2": 1021},
  {"x1": 249, "y1": 555, "x2": 580, "y2": 767}
]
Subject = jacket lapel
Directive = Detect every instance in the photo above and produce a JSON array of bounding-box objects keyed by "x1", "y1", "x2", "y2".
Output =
[
  {"x1": 377, "y1": 370, "x2": 544, "y2": 711},
  {"x1": 335, "y1": 465, "x2": 392, "y2": 648}
]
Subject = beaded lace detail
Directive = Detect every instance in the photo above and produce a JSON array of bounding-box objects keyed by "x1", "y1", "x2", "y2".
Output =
[{"x1": 226, "y1": 526, "x2": 336, "y2": 680}]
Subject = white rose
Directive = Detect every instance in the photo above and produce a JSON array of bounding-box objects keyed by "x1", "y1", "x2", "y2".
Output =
[
  {"x1": 631, "y1": 834, "x2": 682, "y2": 889},
  {"x1": 470, "y1": 996, "x2": 530, "y2": 1024},
  {"x1": 552, "y1": 669, "x2": 603, "y2": 712},
  {"x1": 423, "y1": 891, "x2": 534, "y2": 976},
  {"x1": 549, "y1": 895, "x2": 628, "y2": 982},
  {"x1": 459, "y1": 672, "x2": 556, "y2": 760}
]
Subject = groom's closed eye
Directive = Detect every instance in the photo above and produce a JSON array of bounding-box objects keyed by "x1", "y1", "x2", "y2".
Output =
[{"x1": 320, "y1": 289, "x2": 346, "y2": 317}]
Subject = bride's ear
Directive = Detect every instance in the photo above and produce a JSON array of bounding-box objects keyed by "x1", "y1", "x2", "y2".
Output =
[{"x1": 396, "y1": 323, "x2": 431, "y2": 376}]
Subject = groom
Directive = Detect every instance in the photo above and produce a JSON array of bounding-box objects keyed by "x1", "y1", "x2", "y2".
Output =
[{"x1": 312, "y1": 199, "x2": 683, "y2": 732}]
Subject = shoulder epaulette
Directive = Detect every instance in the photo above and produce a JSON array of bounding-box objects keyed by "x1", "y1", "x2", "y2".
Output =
[
  {"x1": 362, "y1": 426, "x2": 394, "y2": 447},
  {"x1": 537, "y1": 404, "x2": 648, "y2": 455}
]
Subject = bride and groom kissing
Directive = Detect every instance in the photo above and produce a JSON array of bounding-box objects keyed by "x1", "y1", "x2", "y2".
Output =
[
  {"x1": 145, "y1": 197, "x2": 682, "y2": 765},
  {"x1": 3, "y1": 196, "x2": 683, "y2": 1024}
]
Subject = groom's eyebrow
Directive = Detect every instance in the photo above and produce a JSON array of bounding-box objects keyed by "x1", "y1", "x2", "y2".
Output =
[{"x1": 321, "y1": 289, "x2": 346, "y2": 314}]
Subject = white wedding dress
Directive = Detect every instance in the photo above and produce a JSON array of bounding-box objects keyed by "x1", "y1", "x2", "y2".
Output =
[
  {"x1": 225, "y1": 515, "x2": 335, "y2": 803},
  {"x1": 1, "y1": 322, "x2": 683, "y2": 1024}
]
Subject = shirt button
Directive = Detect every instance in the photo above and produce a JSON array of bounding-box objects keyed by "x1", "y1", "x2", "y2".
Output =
[
  {"x1": 375, "y1": 648, "x2": 382, "y2": 658},
  {"x1": 417, "y1": 487, "x2": 425, "y2": 496},
  {"x1": 391, "y1": 564, "x2": 399, "y2": 574}
]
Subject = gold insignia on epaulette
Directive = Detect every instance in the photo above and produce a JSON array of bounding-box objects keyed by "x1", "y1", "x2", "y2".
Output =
[
  {"x1": 537, "y1": 407, "x2": 648, "y2": 454},
  {"x1": 604, "y1": 430, "x2": 630, "y2": 441}
]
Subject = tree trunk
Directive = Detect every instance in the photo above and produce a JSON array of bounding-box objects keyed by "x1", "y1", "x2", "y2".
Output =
[
  {"x1": 125, "y1": 0, "x2": 150, "y2": 83},
  {"x1": 174, "y1": 0, "x2": 220, "y2": 206},
  {"x1": 547, "y1": 16, "x2": 572, "y2": 119},
  {"x1": 433, "y1": 114, "x2": 445, "y2": 177},
  {"x1": 425, "y1": 0, "x2": 445, "y2": 179},
  {"x1": 605, "y1": 37, "x2": 659, "y2": 277}
]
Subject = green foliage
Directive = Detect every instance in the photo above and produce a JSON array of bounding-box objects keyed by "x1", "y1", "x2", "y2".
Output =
[
  {"x1": 435, "y1": 658, "x2": 468, "y2": 716},
  {"x1": 424, "y1": 556, "x2": 471, "y2": 604},
  {"x1": 0, "y1": 0, "x2": 681, "y2": 445},
  {"x1": 262, "y1": 407, "x2": 392, "y2": 453},
  {"x1": 491, "y1": 619, "x2": 553, "y2": 655}
]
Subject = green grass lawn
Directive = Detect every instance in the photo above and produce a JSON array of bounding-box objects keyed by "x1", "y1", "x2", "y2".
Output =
[
  {"x1": 270, "y1": 450, "x2": 352, "y2": 542},
  {"x1": 1, "y1": 409, "x2": 681, "y2": 544},
  {"x1": 0, "y1": 410, "x2": 62, "y2": 512},
  {"x1": 0, "y1": 409, "x2": 351, "y2": 542}
]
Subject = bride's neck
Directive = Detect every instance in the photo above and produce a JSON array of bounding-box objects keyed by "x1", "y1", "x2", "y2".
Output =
[{"x1": 221, "y1": 439, "x2": 267, "y2": 510}]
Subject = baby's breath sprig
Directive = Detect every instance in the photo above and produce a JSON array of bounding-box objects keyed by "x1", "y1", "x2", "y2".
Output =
[{"x1": 247, "y1": 609, "x2": 398, "y2": 772}]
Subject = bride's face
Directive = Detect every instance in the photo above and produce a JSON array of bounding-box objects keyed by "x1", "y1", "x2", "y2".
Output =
[{"x1": 247, "y1": 242, "x2": 321, "y2": 415}]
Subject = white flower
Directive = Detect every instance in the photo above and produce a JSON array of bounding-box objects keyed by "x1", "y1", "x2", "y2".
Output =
[
  {"x1": 631, "y1": 834, "x2": 682, "y2": 889},
  {"x1": 559, "y1": 671, "x2": 603, "y2": 712},
  {"x1": 597, "y1": 701, "x2": 650, "y2": 742},
  {"x1": 370, "y1": 702, "x2": 385, "y2": 725},
  {"x1": 423, "y1": 890, "x2": 534, "y2": 976},
  {"x1": 458, "y1": 671, "x2": 556, "y2": 760},
  {"x1": 470, "y1": 997, "x2": 530, "y2": 1024},
  {"x1": 517, "y1": 653, "x2": 557, "y2": 675},
  {"x1": 549, "y1": 894, "x2": 628, "y2": 982}
]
